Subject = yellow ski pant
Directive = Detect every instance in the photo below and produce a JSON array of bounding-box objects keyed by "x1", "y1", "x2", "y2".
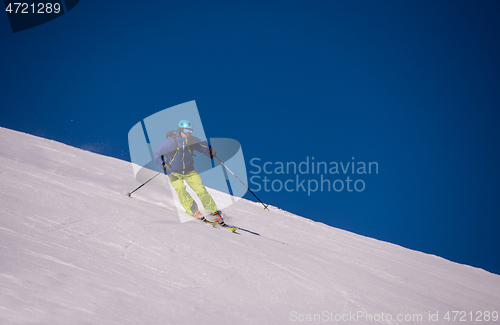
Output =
[{"x1": 169, "y1": 170, "x2": 217, "y2": 215}]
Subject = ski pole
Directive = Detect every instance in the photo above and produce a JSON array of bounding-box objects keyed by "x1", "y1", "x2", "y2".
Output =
[
  {"x1": 127, "y1": 156, "x2": 169, "y2": 197},
  {"x1": 212, "y1": 154, "x2": 269, "y2": 210},
  {"x1": 127, "y1": 171, "x2": 163, "y2": 197}
]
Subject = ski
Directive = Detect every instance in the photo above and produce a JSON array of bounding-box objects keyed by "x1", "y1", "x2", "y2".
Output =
[
  {"x1": 199, "y1": 218, "x2": 218, "y2": 227},
  {"x1": 201, "y1": 218, "x2": 238, "y2": 232},
  {"x1": 196, "y1": 212, "x2": 238, "y2": 233},
  {"x1": 199, "y1": 219, "x2": 238, "y2": 233},
  {"x1": 216, "y1": 223, "x2": 238, "y2": 233}
]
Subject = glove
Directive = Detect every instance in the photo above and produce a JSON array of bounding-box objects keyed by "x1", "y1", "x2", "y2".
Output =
[
  {"x1": 161, "y1": 155, "x2": 172, "y2": 172},
  {"x1": 162, "y1": 162, "x2": 172, "y2": 172},
  {"x1": 209, "y1": 147, "x2": 216, "y2": 158}
]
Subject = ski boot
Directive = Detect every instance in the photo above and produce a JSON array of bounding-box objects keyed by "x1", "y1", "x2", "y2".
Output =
[
  {"x1": 212, "y1": 210, "x2": 226, "y2": 226},
  {"x1": 193, "y1": 210, "x2": 208, "y2": 222}
]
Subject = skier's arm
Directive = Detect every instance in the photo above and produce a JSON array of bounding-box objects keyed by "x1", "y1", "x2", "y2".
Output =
[
  {"x1": 153, "y1": 138, "x2": 173, "y2": 165},
  {"x1": 194, "y1": 140, "x2": 216, "y2": 158}
]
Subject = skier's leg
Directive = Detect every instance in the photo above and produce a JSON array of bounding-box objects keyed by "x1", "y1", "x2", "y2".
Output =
[
  {"x1": 184, "y1": 170, "x2": 217, "y2": 213},
  {"x1": 169, "y1": 173, "x2": 198, "y2": 215}
]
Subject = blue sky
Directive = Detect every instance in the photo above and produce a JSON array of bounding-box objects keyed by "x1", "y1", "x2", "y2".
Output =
[{"x1": 1, "y1": 1, "x2": 500, "y2": 275}]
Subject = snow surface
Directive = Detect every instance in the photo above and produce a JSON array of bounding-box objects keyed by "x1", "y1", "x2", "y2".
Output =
[{"x1": 0, "y1": 126, "x2": 499, "y2": 325}]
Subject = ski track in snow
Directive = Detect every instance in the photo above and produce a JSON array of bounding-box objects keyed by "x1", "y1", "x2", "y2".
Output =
[{"x1": 1, "y1": 127, "x2": 500, "y2": 325}]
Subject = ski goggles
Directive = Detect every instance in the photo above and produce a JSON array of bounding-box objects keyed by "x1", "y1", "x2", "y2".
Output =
[{"x1": 182, "y1": 128, "x2": 193, "y2": 134}]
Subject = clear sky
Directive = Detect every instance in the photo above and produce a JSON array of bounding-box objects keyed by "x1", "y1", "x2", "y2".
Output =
[{"x1": 1, "y1": 0, "x2": 499, "y2": 275}]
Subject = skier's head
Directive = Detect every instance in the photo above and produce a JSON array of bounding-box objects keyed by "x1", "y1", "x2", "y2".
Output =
[{"x1": 178, "y1": 120, "x2": 193, "y2": 138}]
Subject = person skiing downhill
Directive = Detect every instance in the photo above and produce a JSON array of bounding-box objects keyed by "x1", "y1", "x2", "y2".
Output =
[{"x1": 153, "y1": 120, "x2": 224, "y2": 225}]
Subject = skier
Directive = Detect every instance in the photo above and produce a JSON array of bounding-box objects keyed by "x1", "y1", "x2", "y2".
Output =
[{"x1": 153, "y1": 120, "x2": 224, "y2": 225}]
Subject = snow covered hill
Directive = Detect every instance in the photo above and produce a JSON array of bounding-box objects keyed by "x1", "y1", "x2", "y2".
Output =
[{"x1": 1, "y1": 127, "x2": 499, "y2": 325}]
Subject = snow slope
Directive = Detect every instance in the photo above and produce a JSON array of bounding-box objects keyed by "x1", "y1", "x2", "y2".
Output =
[{"x1": 0, "y1": 127, "x2": 499, "y2": 325}]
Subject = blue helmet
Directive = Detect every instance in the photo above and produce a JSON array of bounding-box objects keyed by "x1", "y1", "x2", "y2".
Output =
[{"x1": 178, "y1": 120, "x2": 193, "y2": 129}]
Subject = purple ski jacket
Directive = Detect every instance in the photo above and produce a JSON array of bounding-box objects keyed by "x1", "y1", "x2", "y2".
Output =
[{"x1": 153, "y1": 133, "x2": 212, "y2": 175}]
